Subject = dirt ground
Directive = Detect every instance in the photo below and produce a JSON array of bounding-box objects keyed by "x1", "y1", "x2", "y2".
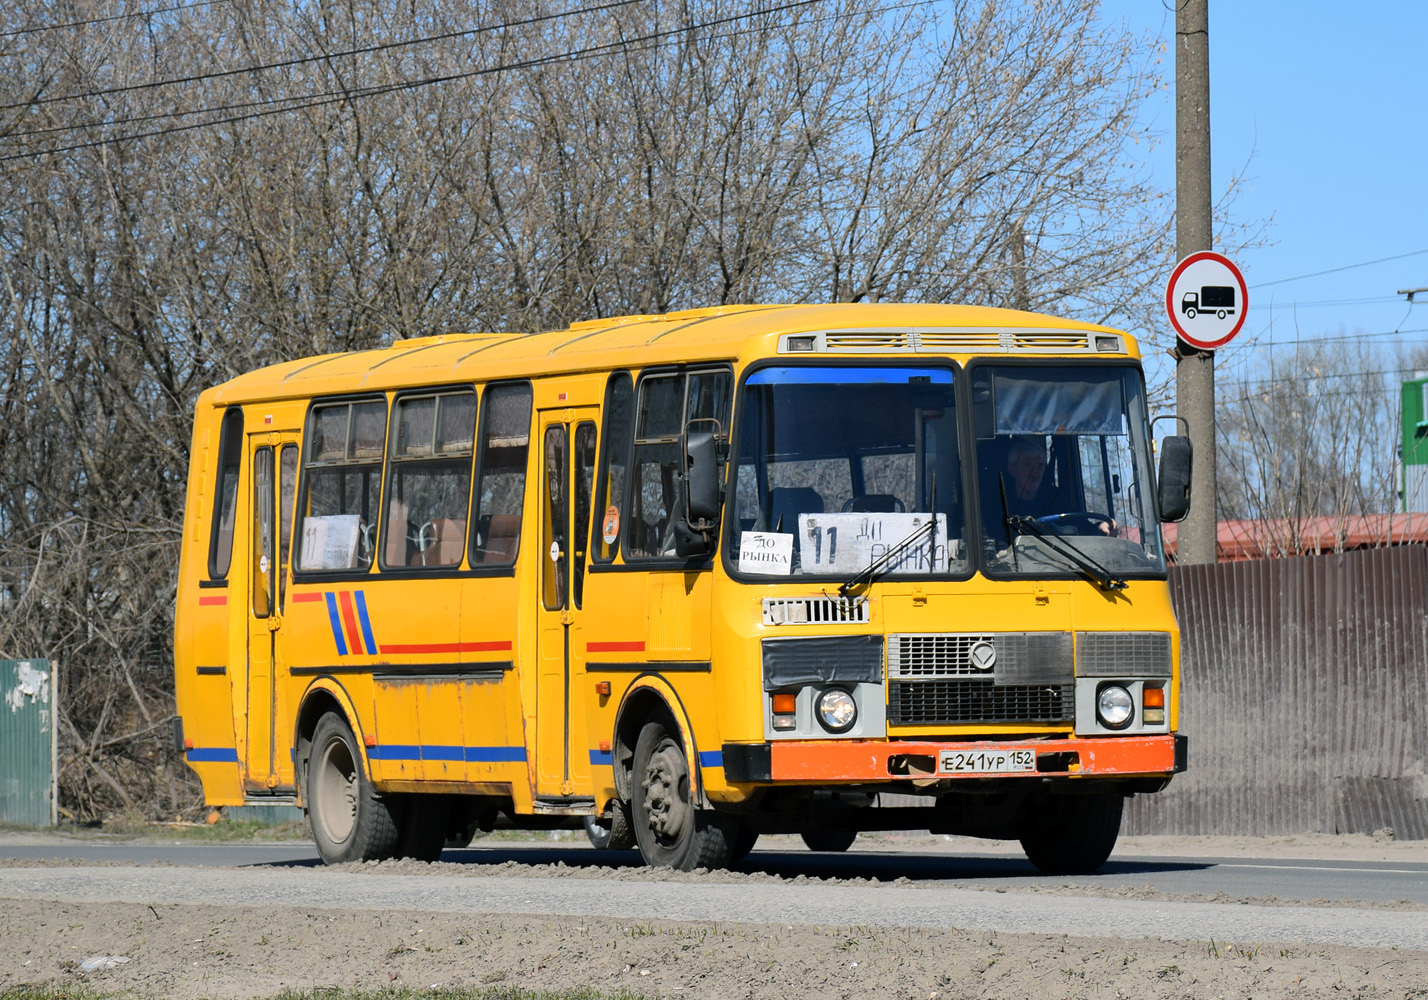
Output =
[{"x1": 3, "y1": 832, "x2": 1428, "y2": 998}]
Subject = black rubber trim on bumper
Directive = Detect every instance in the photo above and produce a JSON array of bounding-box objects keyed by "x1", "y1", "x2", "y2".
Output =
[
  {"x1": 722, "y1": 743, "x2": 772, "y2": 782},
  {"x1": 1173, "y1": 733, "x2": 1189, "y2": 773}
]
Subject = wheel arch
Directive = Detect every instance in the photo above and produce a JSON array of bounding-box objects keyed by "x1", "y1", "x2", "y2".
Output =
[
  {"x1": 612, "y1": 675, "x2": 704, "y2": 805},
  {"x1": 294, "y1": 678, "x2": 370, "y2": 801}
]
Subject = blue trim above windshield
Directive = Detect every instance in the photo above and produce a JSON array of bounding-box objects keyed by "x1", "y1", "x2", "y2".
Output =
[{"x1": 745, "y1": 366, "x2": 953, "y2": 385}]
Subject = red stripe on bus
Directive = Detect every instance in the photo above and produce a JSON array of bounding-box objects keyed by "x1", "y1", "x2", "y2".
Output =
[
  {"x1": 290, "y1": 592, "x2": 323, "y2": 603},
  {"x1": 198, "y1": 595, "x2": 227, "y2": 606},
  {"x1": 379, "y1": 640, "x2": 513, "y2": 654},
  {"x1": 587, "y1": 640, "x2": 645, "y2": 653},
  {"x1": 337, "y1": 591, "x2": 365, "y2": 655}
]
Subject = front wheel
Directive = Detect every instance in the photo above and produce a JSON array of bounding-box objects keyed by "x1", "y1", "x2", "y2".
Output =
[
  {"x1": 631, "y1": 718, "x2": 737, "y2": 870},
  {"x1": 1018, "y1": 792, "x2": 1123, "y2": 874},
  {"x1": 306, "y1": 713, "x2": 400, "y2": 864}
]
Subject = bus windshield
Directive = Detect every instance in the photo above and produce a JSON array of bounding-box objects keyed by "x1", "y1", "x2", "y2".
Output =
[
  {"x1": 728, "y1": 365, "x2": 967, "y2": 580},
  {"x1": 971, "y1": 364, "x2": 1166, "y2": 580}
]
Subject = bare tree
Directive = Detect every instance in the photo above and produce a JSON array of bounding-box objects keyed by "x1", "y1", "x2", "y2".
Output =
[{"x1": 0, "y1": 0, "x2": 1180, "y2": 819}]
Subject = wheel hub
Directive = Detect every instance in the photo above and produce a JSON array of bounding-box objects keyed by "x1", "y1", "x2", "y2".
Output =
[{"x1": 640, "y1": 740, "x2": 689, "y2": 840}]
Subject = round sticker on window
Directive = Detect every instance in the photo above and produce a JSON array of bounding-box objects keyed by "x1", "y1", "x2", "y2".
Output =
[
  {"x1": 549, "y1": 541, "x2": 561, "y2": 563},
  {"x1": 602, "y1": 505, "x2": 621, "y2": 545},
  {"x1": 259, "y1": 554, "x2": 269, "y2": 575}
]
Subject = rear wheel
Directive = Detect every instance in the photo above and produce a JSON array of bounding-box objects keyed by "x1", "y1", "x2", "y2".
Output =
[
  {"x1": 1018, "y1": 792, "x2": 1123, "y2": 874},
  {"x1": 396, "y1": 794, "x2": 450, "y2": 862},
  {"x1": 306, "y1": 713, "x2": 400, "y2": 864},
  {"x1": 731, "y1": 823, "x2": 760, "y2": 861},
  {"x1": 631, "y1": 717, "x2": 737, "y2": 870},
  {"x1": 801, "y1": 829, "x2": 857, "y2": 853},
  {"x1": 584, "y1": 799, "x2": 636, "y2": 850}
]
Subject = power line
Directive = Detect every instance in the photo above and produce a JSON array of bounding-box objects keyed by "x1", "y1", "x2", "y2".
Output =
[
  {"x1": 1251, "y1": 248, "x2": 1428, "y2": 289},
  {"x1": 0, "y1": 0, "x2": 229, "y2": 38},
  {"x1": 0, "y1": 0, "x2": 649, "y2": 112},
  {"x1": 1, "y1": 0, "x2": 844, "y2": 163}
]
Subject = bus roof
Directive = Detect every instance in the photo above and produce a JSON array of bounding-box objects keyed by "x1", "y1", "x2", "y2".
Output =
[{"x1": 205, "y1": 303, "x2": 1134, "y2": 405}]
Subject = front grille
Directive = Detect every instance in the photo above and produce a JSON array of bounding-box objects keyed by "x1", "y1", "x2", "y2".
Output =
[
  {"x1": 1077, "y1": 631, "x2": 1172, "y2": 677},
  {"x1": 887, "y1": 634, "x2": 992, "y2": 677},
  {"x1": 889, "y1": 680, "x2": 1073, "y2": 725},
  {"x1": 887, "y1": 632, "x2": 1073, "y2": 685}
]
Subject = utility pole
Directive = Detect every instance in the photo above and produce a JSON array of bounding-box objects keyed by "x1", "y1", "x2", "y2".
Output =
[{"x1": 1175, "y1": 0, "x2": 1217, "y2": 564}]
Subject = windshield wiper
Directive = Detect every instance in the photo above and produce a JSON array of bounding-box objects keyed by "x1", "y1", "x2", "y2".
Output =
[
  {"x1": 1005, "y1": 515, "x2": 1128, "y2": 591},
  {"x1": 838, "y1": 516, "x2": 938, "y2": 597}
]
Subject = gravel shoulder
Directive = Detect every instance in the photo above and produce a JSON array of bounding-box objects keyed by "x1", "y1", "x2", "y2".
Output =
[{"x1": 3, "y1": 831, "x2": 1426, "y2": 999}]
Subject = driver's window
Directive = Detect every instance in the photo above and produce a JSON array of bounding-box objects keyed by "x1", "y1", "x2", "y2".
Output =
[{"x1": 296, "y1": 398, "x2": 387, "y2": 572}]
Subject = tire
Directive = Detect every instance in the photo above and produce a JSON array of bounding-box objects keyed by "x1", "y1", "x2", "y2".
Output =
[
  {"x1": 396, "y1": 794, "x2": 450, "y2": 862},
  {"x1": 801, "y1": 829, "x2": 857, "y2": 853},
  {"x1": 631, "y1": 717, "x2": 737, "y2": 870},
  {"x1": 1018, "y1": 792, "x2": 1123, "y2": 875},
  {"x1": 306, "y1": 713, "x2": 400, "y2": 864},
  {"x1": 1216, "y1": 309, "x2": 1227, "y2": 320},
  {"x1": 731, "y1": 823, "x2": 760, "y2": 861},
  {"x1": 584, "y1": 799, "x2": 636, "y2": 851},
  {"x1": 1185, "y1": 307, "x2": 1196, "y2": 320}
]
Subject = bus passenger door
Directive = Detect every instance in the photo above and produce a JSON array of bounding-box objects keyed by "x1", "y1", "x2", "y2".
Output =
[
  {"x1": 535, "y1": 408, "x2": 599, "y2": 798},
  {"x1": 245, "y1": 433, "x2": 300, "y2": 792}
]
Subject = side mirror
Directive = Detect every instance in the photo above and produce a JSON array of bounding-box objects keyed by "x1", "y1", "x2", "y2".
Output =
[
  {"x1": 683, "y1": 424, "x2": 722, "y2": 527},
  {"x1": 1157, "y1": 435, "x2": 1193, "y2": 523}
]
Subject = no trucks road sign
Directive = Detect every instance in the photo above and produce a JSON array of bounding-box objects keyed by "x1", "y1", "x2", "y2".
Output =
[{"x1": 1166, "y1": 251, "x2": 1249, "y2": 350}]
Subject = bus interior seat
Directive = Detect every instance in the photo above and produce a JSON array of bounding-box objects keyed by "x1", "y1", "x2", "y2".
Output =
[
  {"x1": 843, "y1": 493, "x2": 904, "y2": 513},
  {"x1": 478, "y1": 513, "x2": 521, "y2": 563},
  {"x1": 385, "y1": 499, "x2": 409, "y2": 567},
  {"x1": 767, "y1": 486, "x2": 823, "y2": 533},
  {"x1": 415, "y1": 517, "x2": 465, "y2": 566}
]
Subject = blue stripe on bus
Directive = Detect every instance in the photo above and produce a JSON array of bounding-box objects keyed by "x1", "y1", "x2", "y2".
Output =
[
  {"x1": 698, "y1": 750, "x2": 724, "y2": 768},
  {"x1": 354, "y1": 591, "x2": 378, "y2": 657},
  {"x1": 588, "y1": 749, "x2": 614, "y2": 766},
  {"x1": 465, "y1": 746, "x2": 527, "y2": 763},
  {"x1": 365, "y1": 745, "x2": 527, "y2": 762},
  {"x1": 186, "y1": 747, "x2": 239, "y2": 763},
  {"x1": 324, "y1": 592, "x2": 349, "y2": 656}
]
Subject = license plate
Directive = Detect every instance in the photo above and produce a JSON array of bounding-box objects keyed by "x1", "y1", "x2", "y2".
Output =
[{"x1": 939, "y1": 748, "x2": 1037, "y2": 774}]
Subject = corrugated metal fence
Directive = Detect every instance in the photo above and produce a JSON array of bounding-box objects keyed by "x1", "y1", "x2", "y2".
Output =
[
  {"x1": 0, "y1": 659, "x2": 56, "y2": 827},
  {"x1": 1124, "y1": 546, "x2": 1428, "y2": 838}
]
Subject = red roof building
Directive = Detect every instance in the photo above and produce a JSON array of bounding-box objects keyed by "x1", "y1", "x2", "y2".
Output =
[{"x1": 1161, "y1": 513, "x2": 1428, "y2": 562}]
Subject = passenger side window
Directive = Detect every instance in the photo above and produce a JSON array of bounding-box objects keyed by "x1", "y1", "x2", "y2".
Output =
[
  {"x1": 592, "y1": 373, "x2": 633, "y2": 564},
  {"x1": 470, "y1": 383, "x2": 532, "y2": 566},
  {"x1": 207, "y1": 407, "x2": 244, "y2": 580},
  {"x1": 625, "y1": 367, "x2": 732, "y2": 560},
  {"x1": 381, "y1": 390, "x2": 477, "y2": 569},
  {"x1": 296, "y1": 399, "x2": 387, "y2": 572}
]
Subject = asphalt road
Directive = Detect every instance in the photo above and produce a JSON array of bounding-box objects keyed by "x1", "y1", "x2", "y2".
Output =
[{"x1": 4, "y1": 837, "x2": 1428, "y2": 908}]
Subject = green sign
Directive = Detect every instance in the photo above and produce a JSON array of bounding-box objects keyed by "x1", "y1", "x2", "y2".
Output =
[{"x1": 1, "y1": 660, "x2": 55, "y2": 827}]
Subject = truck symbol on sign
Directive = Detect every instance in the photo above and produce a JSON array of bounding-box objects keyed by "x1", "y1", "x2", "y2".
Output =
[{"x1": 1180, "y1": 285, "x2": 1236, "y2": 320}]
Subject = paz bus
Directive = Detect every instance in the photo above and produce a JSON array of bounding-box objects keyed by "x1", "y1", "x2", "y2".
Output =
[{"x1": 173, "y1": 303, "x2": 1191, "y2": 873}]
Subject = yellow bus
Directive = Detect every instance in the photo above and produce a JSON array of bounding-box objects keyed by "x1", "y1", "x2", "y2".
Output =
[{"x1": 173, "y1": 303, "x2": 1191, "y2": 873}]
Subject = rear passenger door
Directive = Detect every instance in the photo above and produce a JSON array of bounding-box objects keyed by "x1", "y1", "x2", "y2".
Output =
[{"x1": 534, "y1": 407, "x2": 600, "y2": 798}]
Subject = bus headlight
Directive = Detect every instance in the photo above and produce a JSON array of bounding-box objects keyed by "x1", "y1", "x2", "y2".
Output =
[
  {"x1": 816, "y1": 688, "x2": 857, "y2": 733},
  {"x1": 1096, "y1": 684, "x2": 1134, "y2": 729}
]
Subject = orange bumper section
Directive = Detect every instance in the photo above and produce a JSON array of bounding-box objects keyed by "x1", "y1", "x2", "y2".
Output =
[{"x1": 721, "y1": 734, "x2": 1185, "y2": 784}]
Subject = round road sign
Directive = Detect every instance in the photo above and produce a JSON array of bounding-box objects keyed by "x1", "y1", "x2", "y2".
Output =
[{"x1": 1165, "y1": 251, "x2": 1248, "y2": 350}]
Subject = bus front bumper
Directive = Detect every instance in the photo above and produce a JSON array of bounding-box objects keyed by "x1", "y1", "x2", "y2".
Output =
[{"x1": 721, "y1": 733, "x2": 1186, "y2": 784}]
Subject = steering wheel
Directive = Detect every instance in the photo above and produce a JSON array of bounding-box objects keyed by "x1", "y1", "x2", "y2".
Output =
[{"x1": 1034, "y1": 512, "x2": 1114, "y2": 536}]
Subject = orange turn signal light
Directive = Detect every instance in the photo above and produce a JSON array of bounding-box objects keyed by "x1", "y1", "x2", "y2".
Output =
[
  {"x1": 595, "y1": 681, "x2": 611, "y2": 696},
  {"x1": 1143, "y1": 686, "x2": 1165, "y2": 708},
  {"x1": 771, "y1": 692, "x2": 797, "y2": 714}
]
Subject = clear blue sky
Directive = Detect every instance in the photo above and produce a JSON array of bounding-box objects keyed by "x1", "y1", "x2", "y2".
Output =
[{"x1": 1097, "y1": 1, "x2": 1428, "y2": 389}]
